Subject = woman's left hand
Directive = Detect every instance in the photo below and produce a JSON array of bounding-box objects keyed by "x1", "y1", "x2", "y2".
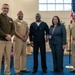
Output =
[{"x1": 63, "y1": 45, "x2": 66, "y2": 49}]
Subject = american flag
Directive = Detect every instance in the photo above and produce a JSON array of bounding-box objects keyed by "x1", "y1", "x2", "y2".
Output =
[
  {"x1": 70, "y1": 0, "x2": 75, "y2": 24},
  {"x1": 72, "y1": 0, "x2": 75, "y2": 13}
]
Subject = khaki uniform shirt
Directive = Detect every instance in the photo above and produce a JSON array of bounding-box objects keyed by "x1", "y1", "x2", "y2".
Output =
[
  {"x1": 72, "y1": 22, "x2": 75, "y2": 40},
  {"x1": 71, "y1": 22, "x2": 75, "y2": 47},
  {"x1": 14, "y1": 19, "x2": 28, "y2": 41}
]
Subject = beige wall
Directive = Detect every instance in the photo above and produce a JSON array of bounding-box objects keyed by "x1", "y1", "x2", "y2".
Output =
[
  {"x1": 0, "y1": 0, "x2": 71, "y2": 50},
  {"x1": 0, "y1": 0, "x2": 71, "y2": 25}
]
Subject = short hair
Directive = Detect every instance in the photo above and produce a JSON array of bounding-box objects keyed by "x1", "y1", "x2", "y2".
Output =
[
  {"x1": 18, "y1": 11, "x2": 23, "y2": 13},
  {"x1": 36, "y1": 13, "x2": 41, "y2": 16},
  {"x1": 35, "y1": 13, "x2": 41, "y2": 19},
  {"x1": 2, "y1": 3, "x2": 9, "y2": 6},
  {"x1": 17, "y1": 10, "x2": 23, "y2": 15}
]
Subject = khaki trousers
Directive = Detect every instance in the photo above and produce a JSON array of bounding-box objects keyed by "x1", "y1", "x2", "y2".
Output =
[
  {"x1": 0, "y1": 41, "x2": 12, "y2": 75},
  {"x1": 14, "y1": 39, "x2": 27, "y2": 73},
  {"x1": 72, "y1": 41, "x2": 75, "y2": 69}
]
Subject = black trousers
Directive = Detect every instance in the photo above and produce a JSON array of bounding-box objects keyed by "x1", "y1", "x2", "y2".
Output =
[
  {"x1": 50, "y1": 44, "x2": 64, "y2": 71},
  {"x1": 33, "y1": 41, "x2": 47, "y2": 70}
]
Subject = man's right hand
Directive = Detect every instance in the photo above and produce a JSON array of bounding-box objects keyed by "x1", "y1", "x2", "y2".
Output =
[
  {"x1": 21, "y1": 37, "x2": 28, "y2": 42},
  {"x1": 5, "y1": 34, "x2": 11, "y2": 41},
  {"x1": 21, "y1": 37, "x2": 26, "y2": 42},
  {"x1": 30, "y1": 41, "x2": 34, "y2": 47}
]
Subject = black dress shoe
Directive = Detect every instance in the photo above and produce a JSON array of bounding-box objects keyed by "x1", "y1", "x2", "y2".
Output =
[
  {"x1": 57, "y1": 70, "x2": 63, "y2": 74},
  {"x1": 43, "y1": 70, "x2": 47, "y2": 73},
  {"x1": 32, "y1": 69, "x2": 37, "y2": 73},
  {"x1": 70, "y1": 70, "x2": 75, "y2": 73},
  {"x1": 20, "y1": 69, "x2": 30, "y2": 73},
  {"x1": 51, "y1": 69, "x2": 58, "y2": 72}
]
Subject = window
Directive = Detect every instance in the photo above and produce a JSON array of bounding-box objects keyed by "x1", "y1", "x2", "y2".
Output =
[{"x1": 39, "y1": 0, "x2": 71, "y2": 11}]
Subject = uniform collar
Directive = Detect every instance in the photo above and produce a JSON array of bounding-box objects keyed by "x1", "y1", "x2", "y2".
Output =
[
  {"x1": 17, "y1": 19, "x2": 23, "y2": 22},
  {"x1": 1, "y1": 13, "x2": 8, "y2": 17}
]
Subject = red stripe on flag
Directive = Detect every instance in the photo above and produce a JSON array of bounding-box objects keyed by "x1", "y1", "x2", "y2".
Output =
[{"x1": 70, "y1": 10, "x2": 73, "y2": 24}]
